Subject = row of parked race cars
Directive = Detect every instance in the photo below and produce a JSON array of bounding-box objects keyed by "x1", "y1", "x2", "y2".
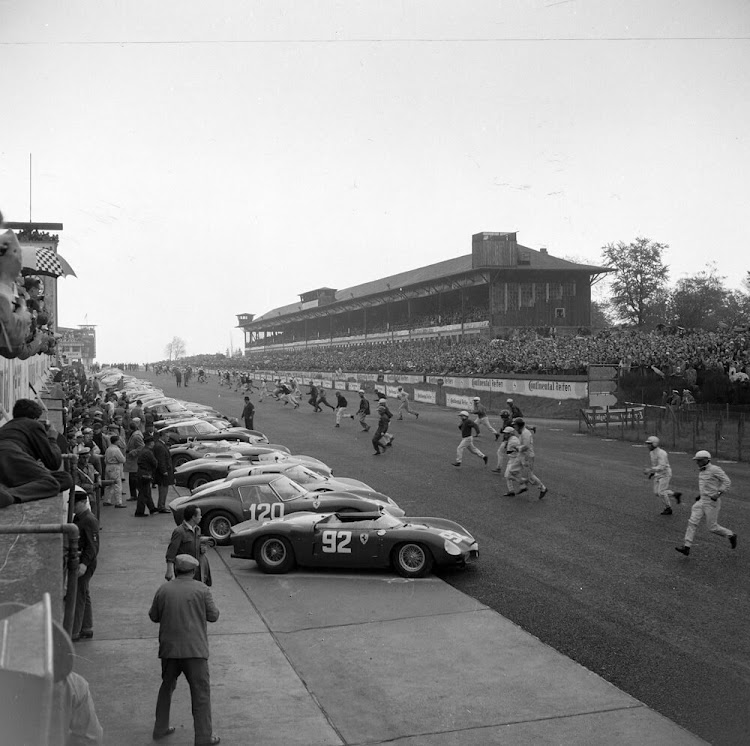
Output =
[{"x1": 100, "y1": 369, "x2": 479, "y2": 579}]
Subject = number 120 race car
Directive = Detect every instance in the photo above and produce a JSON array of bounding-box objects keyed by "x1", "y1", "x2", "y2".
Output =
[{"x1": 230, "y1": 510, "x2": 479, "y2": 578}]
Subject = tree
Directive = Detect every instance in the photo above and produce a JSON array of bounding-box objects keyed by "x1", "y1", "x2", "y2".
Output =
[
  {"x1": 601, "y1": 237, "x2": 670, "y2": 327},
  {"x1": 667, "y1": 264, "x2": 730, "y2": 330},
  {"x1": 590, "y1": 300, "x2": 614, "y2": 329},
  {"x1": 164, "y1": 336, "x2": 186, "y2": 361}
]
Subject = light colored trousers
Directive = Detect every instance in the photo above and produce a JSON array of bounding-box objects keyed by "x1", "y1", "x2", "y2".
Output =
[
  {"x1": 653, "y1": 474, "x2": 676, "y2": 508},
  {"x1": 456, "y1": 437, "x2": 484, "y2": 464},
  {"x1": 684, "y1": 498, "x2": 733, "y2": 546}
]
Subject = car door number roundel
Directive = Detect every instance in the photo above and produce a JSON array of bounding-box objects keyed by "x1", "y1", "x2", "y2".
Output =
[
  {"x1": 321, "y1": 530, "x2": 352, "y2": 553},
  {"x1": 439, "y1": 530, "x2": 469, "y2": 543},
  {"x1": 247, "y1": 503, "x2": 284, "y2": 522}
]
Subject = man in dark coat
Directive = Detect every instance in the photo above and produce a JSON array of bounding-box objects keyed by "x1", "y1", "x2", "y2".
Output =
[
  {"x1": 240, "y1": 396, "x2": 255, "y2": 430},
  {"x1": 149, "y1": 554, "x2": 220, "y2": 745},
  {"x1": 0, "y1": 398, "x2": 73, "y2": 506},
  {"x1": 135, "y1": 434, "x2": 158, "y2": 516},
  {"x1": 165, "y1": 504, "x2": 212, "y2": 586},
  {"x1": 152, "y1": 430, "x2": 174, "y2": 513},
  {"x1": 71, "y1": 488, "x2": 100, "y2": 641}
]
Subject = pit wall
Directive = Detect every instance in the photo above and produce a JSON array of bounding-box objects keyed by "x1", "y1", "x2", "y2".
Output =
[
  {"x1": 242, "y1": 370, "x2": 588, "y2": 419},
  {"x1": 0, "y1": 355, "x2": 50, "y2": 425}
]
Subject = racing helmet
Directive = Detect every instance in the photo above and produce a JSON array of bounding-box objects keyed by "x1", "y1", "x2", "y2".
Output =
[
  {"x1": 500, "y1": 409, "x2": 510, "y2": 417},
  {"x1": 512, "y1": 417, "x2": 525, "y2": 427},
  {"x1": 645, "y1": 436, "x2": 660, "y2": 447},
  {"x1": 502, "y1": 426, "x2": 515, "y2": 434},
  {"x1": 692, "y1": 450, "x2": 711, "y2": 460}
]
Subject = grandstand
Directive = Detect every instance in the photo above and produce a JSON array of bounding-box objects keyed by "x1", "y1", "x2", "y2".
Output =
[{"x1": 237, "y1": 232, "x2": 611, "y2": 352}]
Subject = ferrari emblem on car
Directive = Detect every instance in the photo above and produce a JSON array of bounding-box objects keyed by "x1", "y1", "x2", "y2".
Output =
[{"x1": 359, "y1": 533, "x2": 369, "y2": 545}]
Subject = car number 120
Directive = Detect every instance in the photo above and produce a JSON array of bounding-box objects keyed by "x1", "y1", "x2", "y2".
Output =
[
  {"x1": 321, "y1": 530, "x2": 352, "y2": 553},
  {"x1": 247, "y1": 503, "x2": 284, "y2": 522}
]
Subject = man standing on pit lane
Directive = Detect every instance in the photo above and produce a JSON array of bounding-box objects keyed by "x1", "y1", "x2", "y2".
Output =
[
  {"x1": 471, "y1": 396, "x2": 496, "y2": 438},
  {"x1": 354, "y1": 389, "x2": 371, "y2": 432},
  {"x1": 241, "y1": 396, "x2": 255, "y2": 430},
  {"x1": 149, "y1": 554, "x2": 220, "y2": 745},
  {"x1": 396, "y1": 386, "x2": 419, "y2": 420},
  {"x1": 675, "y1": 450, "x2": 738, "y2": 556},
  {"x1": 71, "y1": 488, "x2": 99, "y2": 641},
  {"x1": 644, "y1": 436, "x2": 682, "y2": 515},
  {"x1": 452, "y1": 411, "x2": 487, "y2": 468}
]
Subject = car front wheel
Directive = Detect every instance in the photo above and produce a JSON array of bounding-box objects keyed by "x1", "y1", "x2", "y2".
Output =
[
  {"x1": 188, "y1": 473, "x2": 212, "y2": 491},
  {"x1": 393, "y1": 543, "x2": 433, "y2": 578},
  {"x1": 255, "y1": 536, "x2": 296, "y2": 574},
  {"x1": 203, "y1": 510, "x2": 235, "y2": 545},
  {"x1": 172, "y1": 454, "x2": 192, "y2": 469}
]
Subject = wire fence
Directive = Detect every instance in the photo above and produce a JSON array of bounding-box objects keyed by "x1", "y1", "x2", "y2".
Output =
[{"x1": 579, "y1": 404, "x2": 749, "y2": 461}]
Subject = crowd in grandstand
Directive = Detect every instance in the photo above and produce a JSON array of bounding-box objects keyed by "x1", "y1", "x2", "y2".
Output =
[{"x1": 176, "y1": 327, "x2": 750, "y2": 381}]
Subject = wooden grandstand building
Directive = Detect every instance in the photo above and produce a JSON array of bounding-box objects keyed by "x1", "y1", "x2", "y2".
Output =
[{"x1": 237, "y1": 232, "x2": 611, "y2": 352}]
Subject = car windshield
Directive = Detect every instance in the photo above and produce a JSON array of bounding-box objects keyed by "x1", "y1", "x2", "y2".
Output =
[
  {"x1": 212, "y1": 420, "x2": 230, "y2": 430},
  {"x1": 268, "y1": 475, "x2": 308, "y2": 501},
  {"x1": 194, "y1": 421, "x2": 219, "y2": 434},
  {"x1": 282, "y1": 465, "x2": 321, "y2": 484}
]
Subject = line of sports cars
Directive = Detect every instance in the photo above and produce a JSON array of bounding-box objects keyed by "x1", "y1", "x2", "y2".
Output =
[{"x1": 99, "y1": 368, "x2": 479, "y2": 579}]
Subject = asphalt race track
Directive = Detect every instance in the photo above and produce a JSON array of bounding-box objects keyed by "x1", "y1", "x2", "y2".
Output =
[{"x1": 140, "y1": 372, "x2": 750, "y2": 745}]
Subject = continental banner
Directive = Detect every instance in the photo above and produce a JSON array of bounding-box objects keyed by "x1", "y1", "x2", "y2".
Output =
[
  {"x1": 428, "y1": 375, "x2": 587, "y2": 400},
  {"x1": 414, "y1": 389, "x2": 436, "y2": 404}
]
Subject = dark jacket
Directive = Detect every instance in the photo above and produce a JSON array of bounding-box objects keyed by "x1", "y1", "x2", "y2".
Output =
[
  {"x1": 335, "y1": 394, "x2": 347, "y2": 408},
  {"x1": 357, "y1": 397, "x2": 370, "y2": 415},
  {"x1": 136, "y1": 446, "x2": 158, "y2": 479},
  {"x1": 74, "y1": 509, "x2": 99, "y2": 570},
  {"x1": 149, "y1": 577, "x2": 219, "y2": 659},
  {"x1": 153, "y1": 440, "x2": 174, "y2": 486},
  {"x1": 241, "y1": 401, "x2": 255, "y2": 420},
  {"x1": 458, "y1": 419, "x2": 480, "y2": 438},
  {"x1": 0, "y1": 418, "x2": 63, "y2": 471}
]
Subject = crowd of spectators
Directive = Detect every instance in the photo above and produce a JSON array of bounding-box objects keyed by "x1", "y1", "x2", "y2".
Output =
[
  {"x1": 177, "y1": 327, "x2": 750, "y2": 385},
  {"x1": 16, "y1": 229, "x2": 60, "y2": 244}
]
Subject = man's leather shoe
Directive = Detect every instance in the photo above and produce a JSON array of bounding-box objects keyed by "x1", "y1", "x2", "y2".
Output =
[{"x1": 152, "y1": 726, "x2": 175, "y2": 740}]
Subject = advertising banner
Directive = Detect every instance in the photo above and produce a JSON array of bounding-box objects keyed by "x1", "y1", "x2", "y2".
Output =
[
  {"x1": 428, "y1": 375, "x2": 586, "y2": 400},
  {"x1": 446, "y1": 393, "x2": 475, "y2": 410},
  {"x1": 414, "y1": 389, "x2": 436, "y2": 404}
]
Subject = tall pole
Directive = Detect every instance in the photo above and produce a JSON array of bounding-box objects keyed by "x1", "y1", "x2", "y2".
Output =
[{"x1": 29, "y1": 153, "x2": 32, "y2": 222}]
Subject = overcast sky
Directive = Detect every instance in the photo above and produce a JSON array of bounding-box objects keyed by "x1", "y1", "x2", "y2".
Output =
[{"x1": 1, "y1": 0, "x2": 748, "y2": 363}]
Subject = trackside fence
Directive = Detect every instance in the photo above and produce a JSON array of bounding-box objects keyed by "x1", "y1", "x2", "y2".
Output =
[{"x1": 579, "y1": 403, "x2": 749, "y2": 462}]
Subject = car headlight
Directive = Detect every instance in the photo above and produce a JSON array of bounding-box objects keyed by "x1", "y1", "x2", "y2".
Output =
[{"x1": 443, "y1": 539, "x2": 462, "y2": 556}]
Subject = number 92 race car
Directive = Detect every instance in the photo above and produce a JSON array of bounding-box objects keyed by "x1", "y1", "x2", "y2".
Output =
[{"x1": 230, "y1": 510, "x2": 479, "y2": 578}]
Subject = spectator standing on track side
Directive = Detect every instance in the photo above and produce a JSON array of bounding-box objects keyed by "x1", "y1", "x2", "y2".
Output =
[
  {"x1": 174, "y1": 368, "x2": 182, "y2": 387},
  {"x1": 471, "y1": 396, "x2": 496, "y2": 437},
  {"x1": 502, "y1": 426, "x2": 524, "y2": 495},
  {"x1": 241, "y1": 397, "x2": 255, "y2": 430},
  {"x1": 102, "y1": 435, "x2": 126, "y2": 507},
  {"x1": 506, "y1": 398, "x2": 523, "y2": 419},
  {"x1": 514, "y1": 418, "x2": 548, "y2": 498},
  {"x1": 452, "y1": 411, "x2": 487, "y2": 467},
  {"x1": 307, "y1": 381, "x2": 321, "y2": 412},
  {"x1": 675, "y1": 450, "x2": 738, "y2": 556},
  {"x1": 149, "y1": 554, "x2": 220, "y2": 745},
  {"x1": 134, "y1": 434, "x2": 159, "y2": 517},
  {"x1": 372, "y1": 402, "x2": 392, "y2": 455},
  {"x1": 354, "y1": 389, "x2": 371, "y2": 431},
  {"x1": 396, "y1": 386, "x2": 419, "y2": 420},
  {"x1": 124, "y1": 422, "x2": 144, "y2": 502},
  {"x1": 334, "y1": 391, "x2": 348, "y2": 427},
  {"x1": 153, "y1": 430, "x2": 174, "y2": 514},
  {"x1": 70, "y1": 488, "x2": 99, "y2": 641},
  {"x1": 644, "y1": 436, "x2": 682, "y2": 515}
]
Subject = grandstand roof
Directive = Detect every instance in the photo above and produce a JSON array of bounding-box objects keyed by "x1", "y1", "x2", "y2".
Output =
[{"x1": 250, "y1": 245, "x2": 610, "y2": 324}]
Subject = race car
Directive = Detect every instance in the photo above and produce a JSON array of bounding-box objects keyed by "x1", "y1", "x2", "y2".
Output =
[
  {"x1": 173, "y1": 447, "x2": 332, "y2": 488},
  {"x1": 169, "y1": 474, "x2": 404, "y2": 543},
  {"x1": 230, "y1": 510, "x2": 479, "y2": 578},
  {"x1": 169, "y1": 440, "x2": 283, "y2": 470},
  {"x1": 225, "y1": 462, "x2": 371, "y2": 492},
  {"x1": 157, "y1": 418, "x2": 268, "y2": 447}
]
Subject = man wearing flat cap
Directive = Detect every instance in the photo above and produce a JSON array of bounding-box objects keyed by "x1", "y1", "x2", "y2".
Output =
[{"x1": 149, "y1": 554, "x2": 220, "y2": 745}]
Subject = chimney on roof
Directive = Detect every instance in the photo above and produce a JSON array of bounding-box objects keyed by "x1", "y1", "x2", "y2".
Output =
[{"x1": 539, "y1": 247, "x2": 548, "y2": 255}]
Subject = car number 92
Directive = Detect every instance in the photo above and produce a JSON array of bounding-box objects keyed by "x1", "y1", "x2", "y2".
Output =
[
  {"x1": 246, "y1": 503, "x2": 285, "y2": 522},
  {"x1": 439, "y1": 530, "x2": 470, "y2": 544},
  {"x1": 321, "y1": 530, "x2": 352, "y2": 553}
]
